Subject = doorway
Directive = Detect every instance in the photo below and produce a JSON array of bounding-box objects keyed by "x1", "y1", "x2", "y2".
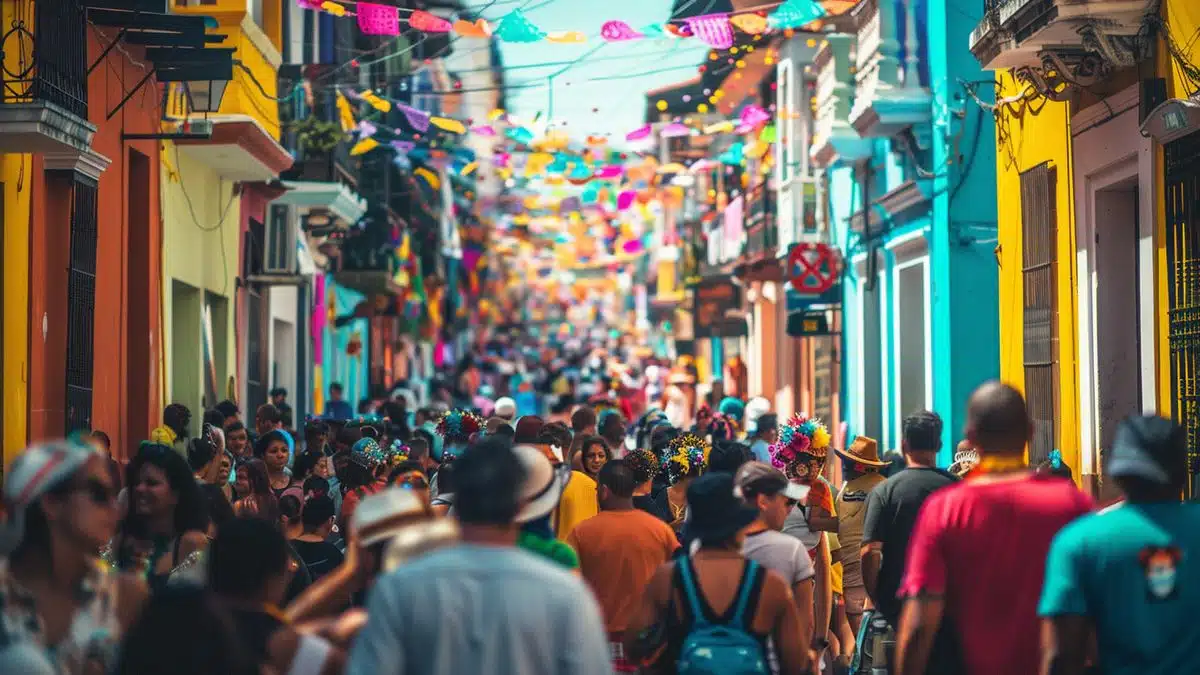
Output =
[{"x1": 1092, "y1": 180, "x2": 1141, "y2": 451}]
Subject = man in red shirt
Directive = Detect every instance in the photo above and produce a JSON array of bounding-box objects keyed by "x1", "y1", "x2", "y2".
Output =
[{"x1": 894, "y1": 381, "x2": 1093, "y2": 675}]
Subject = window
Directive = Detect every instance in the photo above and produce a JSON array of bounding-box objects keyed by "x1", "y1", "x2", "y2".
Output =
[
  {"x1": 1021, "y1": 164, "x2": 1059, "y2": 465},
  {"x1": 65, "y1": 177, "x2": 98, "y2": 433},
  {"x1": 894, "y1": 256, "x2": 930, "y2": 438},
  {"x1": 776, "y1": 58, "x2": 795, "y2": 186},
  {"x1": 859, "y1": 263, "x2": 884, "y2": 442}
]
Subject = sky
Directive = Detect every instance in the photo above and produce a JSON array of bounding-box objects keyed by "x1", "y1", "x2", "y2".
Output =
[{"x1": 467, "y1": 0, "x2": 714, "y2": 146}]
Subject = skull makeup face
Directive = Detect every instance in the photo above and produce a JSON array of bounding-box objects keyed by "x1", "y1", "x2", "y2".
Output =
[{"x1": 1140, "y1": 546, "x2": 1182, "y2": 601}]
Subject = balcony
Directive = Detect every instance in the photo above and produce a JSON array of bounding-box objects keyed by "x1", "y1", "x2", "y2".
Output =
[
  {"x1": 332, "y1": 211, "x2": 405, "y2": 296},
  {"x1": 847, "y1": 0, "x2": 931, "y2": 139},
  {"x1": 810, "y1": 35, "x2": 872, "y2": 168},
  {"x1": 0, "y1": 0, "x2": 95, "y2": 155},
  {"x1": 969, "y1": 0, "x2": 1155, "y2": 76}
]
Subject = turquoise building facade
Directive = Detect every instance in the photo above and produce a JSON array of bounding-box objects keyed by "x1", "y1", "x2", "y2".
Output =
[{"x1": 808, "y1": 0, "x2": 1000, "y2": 461}]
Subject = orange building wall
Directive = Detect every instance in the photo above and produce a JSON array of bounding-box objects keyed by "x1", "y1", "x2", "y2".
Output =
[{"x1": 27, "y1": 32, "x2": 162, "y2": 458}]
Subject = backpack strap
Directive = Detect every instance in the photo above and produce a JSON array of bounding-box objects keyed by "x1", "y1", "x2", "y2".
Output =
[
  {"x1": 677, "y1": 556, "x2": 711, "y2": 627},
  {"x1": 730, "y1": 560, "x2": 763, "y2": 629}
]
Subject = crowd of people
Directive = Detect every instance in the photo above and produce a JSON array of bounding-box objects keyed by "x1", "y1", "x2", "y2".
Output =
[{"x1": 0, "y1": 339, "x2": 1194, "y2": 675}]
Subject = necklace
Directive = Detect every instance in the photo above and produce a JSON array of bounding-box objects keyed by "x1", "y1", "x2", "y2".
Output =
[{"x1": 969, "y1": 454, "x2": 1029, "y2": 477}]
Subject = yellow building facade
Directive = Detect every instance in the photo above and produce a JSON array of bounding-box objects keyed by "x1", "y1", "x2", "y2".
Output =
[{"x1": 993, "y1": 73, "x2": 1081, "y2": 476}]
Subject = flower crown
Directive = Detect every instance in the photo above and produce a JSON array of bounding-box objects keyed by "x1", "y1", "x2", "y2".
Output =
[
  {"x1": 768, "y1": 414, "x2": 831, "y2": 471},
  {"x1": 435, "y1": 409, "x2": 485, "y2": 443},
  {"x1": 661, "y1": 433, "x2": 711, "y2": 484},
  {"x1": 387, "y1": 440, "x2": 411, "y2": 466},
  {"x1": 352, "y1": 438, "x2": 388, "y2": 467}
]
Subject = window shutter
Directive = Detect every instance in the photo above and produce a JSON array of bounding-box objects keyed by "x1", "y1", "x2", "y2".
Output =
[{"x1": 1020, "y1": 163, "x2": 1058, "y2": 465}]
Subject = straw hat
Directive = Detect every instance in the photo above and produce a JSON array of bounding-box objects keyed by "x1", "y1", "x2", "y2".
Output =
[{"x1": 834, "y1": 436, "x2": 889, "y2": 467}]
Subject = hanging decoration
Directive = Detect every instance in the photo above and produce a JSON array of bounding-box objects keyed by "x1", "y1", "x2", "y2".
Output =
[
  {"x1": 769, "y1": 0, "x2": 827, "y2": 30},
  {"x1": 759, "y1": 124, "x2": 777, "y2": 143},
  {"x1": 469, "y1": 124, "x2": 496, "y2": 136},
  {"x1": 350, "y1": 137, "x2": 379, "y2": 156},
  {"x1": 685, "y1": 14, "x2": 734, "y2": 49},
  {"x1": 431, "y1": 116, "x2": 467, "y2": 134},
  {"x1": 335, "y1": 92, "x2": 356, "y2": 132},
  {"x1": 704, "y1": 120, "x2": 735, "y2": 134},
  {"x1": 409, "y1": 10, "x2": 453, "y2": 32},
  {"x1": 397, "y1": 103, "x2": 431, "y2": 132},
  {"x1": 625, "y1": 124, "x2": 652, "y2": 141},
  {"x1": 495, "y1": 9, "x2": 547, "y2": 42},
  {"x1": 461, "y1": 161, "x2": 478, "y2": 176},
  {"x1": 415, "y1": 167, "x2": 440, "y2": 189},
  {"x1": 319, "y1": 1, "x2": 345, "y2": 17},
  {"x1": 359, "y1": 89, "x2": 391, "y2": 112},
  {"x1": 546, "y1": 31, "x2": 587, "y2": 43},
  {"x1": 617, "y1": 190, "x2": 636, "y2": 210},
  {"x1": 739, "y1": 104, "x2": 771, "y2": 129},
  {"x1": 601, "y1": 20, "x2": 643, "y2": 42},
  {"x1": 730, "y1": 13, "x2": 769, "y2": 34},
  {"x1": 390, "y1": 140, "x2": 415, "y2": 153},
  {"x1": 356, "y1": 2, "x2": 400, "y2": 35},
  {"x1": 356, "y1": 120, "x2": 377, "y2": 139},
  {"x1": 640, "y1": 23, "x2": 666, "y2": 37},
  {"x1": 453, "y1": 18, "x2": 492, "y2": 37},
  {"x1": 660, "y1": 122, "x2": 691, "y2": 138},
  {"x1": 594, "y1": 165, "x2": 624, "y2": 179}
]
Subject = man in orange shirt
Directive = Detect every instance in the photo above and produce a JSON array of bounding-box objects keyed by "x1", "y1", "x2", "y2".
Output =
[{"x1": 568, "y1": 460, "x2": 680, "y2": 673}]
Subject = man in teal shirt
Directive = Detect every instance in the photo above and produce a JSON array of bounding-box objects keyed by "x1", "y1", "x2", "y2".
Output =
[{"x1": 1039, "y1": 415, "x2": 1196, "y2": 675}]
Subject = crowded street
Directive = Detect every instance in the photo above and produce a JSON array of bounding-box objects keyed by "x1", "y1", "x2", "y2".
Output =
[{"x1": 2, "y1": 0, "x2": 1199, "y2": 674}]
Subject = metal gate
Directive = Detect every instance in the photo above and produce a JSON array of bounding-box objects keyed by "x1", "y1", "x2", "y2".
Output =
[
  {"x1": 65, "y1": 175, "x2": 98, "y2": 433},
  {"x1": 1164, "y1": 131, "x2": 1200, "y2": 492}
]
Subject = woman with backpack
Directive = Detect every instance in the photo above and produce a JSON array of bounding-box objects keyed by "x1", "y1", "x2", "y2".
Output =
[{"x1": 624, "y1": 472, "x2": 815, "y2": 675}]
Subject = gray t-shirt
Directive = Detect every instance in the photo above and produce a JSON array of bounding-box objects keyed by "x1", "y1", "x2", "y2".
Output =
[
  {"x1": 346, "y1": 544, "x2": 611, "y2": 675},
  {"x1": 742, "y1": 529, "x2": 816, "y2": 587}
]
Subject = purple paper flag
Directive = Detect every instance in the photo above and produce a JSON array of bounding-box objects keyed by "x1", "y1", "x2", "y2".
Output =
[{"x1": 397, "y1": 103, "x2": 431, "y2": 132}]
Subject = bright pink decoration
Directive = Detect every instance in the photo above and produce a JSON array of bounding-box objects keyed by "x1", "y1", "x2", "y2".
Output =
[
  {"x1": 356, "y1": 2, "x2": 400, "y2": 35},
  {"x1": 601, "y1": 20, "x2": 643, "y2": 41},
  {"x1": 739, "y1": 104, "x2": 771, "y2": 129},
  {"x1": 409, "y1": 9, "x2": 453, "y2": 32},
  {"x1": 594, "y1": 165, "x2": 624, "y2": 179},
  {"x1": 622, "y1": 239, "x2": 644, "y2": 253},
  {"x1": 617, "y1": 190, "x2": 636, "y2": 210},
  {"x1": 625, "y1": 124, "x2": 652, "y2": 141},
  {"x1": 685, "y1": 14, "x2": 734, "y2": 49},
  {"x1": 660, "y1": 122, "x2": 690, "y2": 138},
  {"x1": 469, "y1": 124, "x2": 496, "y2": 136}
]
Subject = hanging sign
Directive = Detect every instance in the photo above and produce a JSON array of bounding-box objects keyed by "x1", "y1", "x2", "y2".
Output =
[
  {"x1": 787, "y1": 242, "x2": 839, "y2": 295},
  {"x1": 693, "y1": 279, "x2": 747, "y2": 338},
  {"x1": 787, "y1": 310, "x2": 833, "y2": 337}
]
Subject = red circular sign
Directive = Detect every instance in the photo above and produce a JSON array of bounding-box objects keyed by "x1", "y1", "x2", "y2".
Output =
[{"x1": 787, "y1": 243, "x2": 838, "y2": 294}]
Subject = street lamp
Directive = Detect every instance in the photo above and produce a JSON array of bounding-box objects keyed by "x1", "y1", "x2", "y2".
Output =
[{"x1": 185, "y1": 78, "x2": 229, "y2": 114}]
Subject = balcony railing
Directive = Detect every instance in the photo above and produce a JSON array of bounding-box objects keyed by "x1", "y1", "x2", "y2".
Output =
[
  {"x1": 968, "y1": 0, "x2": 1155, "y2": 74},
  {"x1": 810, "y1": 35, "x2": 871, "y2": 168},
  {"x1": 848, "y1": 0, "x2": 930, "y2": 138},
  {"x1": 2, "y1": 0, "x2": 89, "y2": 118}
]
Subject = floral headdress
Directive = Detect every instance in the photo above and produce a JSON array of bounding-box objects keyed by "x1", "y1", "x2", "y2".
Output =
[
  {"x1": 386, "y1": 440, "x2": 411, "y2": 466},
  {"x1": 768, "y1": 414, "x2": 832, "y2": 472},
  {"x1": 661, "y1": 433, "x2": 711, "y2": 485},
  {"x1": 707, "y1": 413, "x2": 738, "y2": 442},
  {"x1": 435, "y1": 409, "x2": 485, "y2": 444},
  {"x1": 351, "y1": 438, "x2": 388, "y2": 469}
]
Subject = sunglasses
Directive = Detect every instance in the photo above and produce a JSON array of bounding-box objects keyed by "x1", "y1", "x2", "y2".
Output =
[{"x1": 70, "y1": 478, "x2": 118, "y2": 505}]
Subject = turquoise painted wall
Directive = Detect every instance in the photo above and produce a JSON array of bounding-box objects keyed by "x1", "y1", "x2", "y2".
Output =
[
  {"x1": 831, "y1": 0, "x2": 999, "y2": 464},
  {"x1": 322, "y1": 277, "x2": 371, "y2": 412}
]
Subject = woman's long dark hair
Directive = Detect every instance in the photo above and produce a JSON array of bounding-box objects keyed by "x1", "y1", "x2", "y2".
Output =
[
  {"x1": 236, "y1": 458, "x2": 280, "y2": 523},
  {"x1": 119, "y1": 443, "x2": 209, "y2": 542}
]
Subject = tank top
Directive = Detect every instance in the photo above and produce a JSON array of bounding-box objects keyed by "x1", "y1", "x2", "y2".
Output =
[{"x1": 0, "y1": 558, "x2": 123, "y2": 675}]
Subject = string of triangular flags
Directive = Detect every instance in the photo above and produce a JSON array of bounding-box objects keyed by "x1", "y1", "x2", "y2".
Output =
[{"x1": 297, "y1": 0, "x2": 826, "y2": 47}]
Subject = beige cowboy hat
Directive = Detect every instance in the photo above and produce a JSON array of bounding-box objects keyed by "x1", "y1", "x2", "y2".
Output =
[{"x1": 834, "y1": 436, "x2": 890, "y2": 467}]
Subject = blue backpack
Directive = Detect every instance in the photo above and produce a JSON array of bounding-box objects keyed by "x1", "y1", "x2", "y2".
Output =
[{"x1": 676, "y1": 557, "x2": 770, "y2": 675}]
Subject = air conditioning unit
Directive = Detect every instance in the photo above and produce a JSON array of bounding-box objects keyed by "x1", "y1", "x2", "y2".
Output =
[
  {"x1": 264, "y1": 203, "x2": 298, "y2": 275},
  {"x1": 187, "y1": 118, "x2": 214, "y2": 138}
]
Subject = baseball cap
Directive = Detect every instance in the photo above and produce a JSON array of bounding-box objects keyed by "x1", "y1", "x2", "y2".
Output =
[
  {"x1": 734, "y1": 461, "x2": 810, "y2": 502},
  {"x1": 1107, "y1": 415, "x2": 1187, "y2": 486}
]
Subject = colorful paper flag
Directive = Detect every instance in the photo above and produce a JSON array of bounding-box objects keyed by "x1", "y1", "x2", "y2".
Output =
[
  {"x1": 625, "y1": 124, "x2": 652, "y2": 141},
  {"x1": 495, "y1": 9, "x2": 546, "y2": 42},
  {"x1": 601, "y1": 20, "x2": 643, "y2": 41},
  {"x1": 431, "y1": 116, "x2": 467, "y2": 133},
  {"x1": 686, "y1": 14, "x2": 734, "y2": 49},
  {"x1": 335, "y1": 92, "x2": 355, "y2": 132},
  {"x1": 660, "y1": 122, "x2": 690, "y2": 138},
  {"x1": 414, "y1": 167, "x2": 441, "y2": 189},
  {"x1": 546, "y1": 31, "x2": 586, "y2": 43},
  {"x1": 730, "y1": 13, "x2": 769, "y2": 34},
  {"x1": 356, "y1": 2, "x2": 400, "y2": 35},
  {"x1": 318, "y1": 1, "x2": 345, "y2": 16},
  {"x1": 769, "y1": 0, "x2": 827, "y2": 30},
  {"x1": 397, "y1": 103, "x2": 430, "y2": 132},
  {"x1": 409, "y1": 9, "x2": 453, "y2": 32},
  {"x1": 453, "y1": 18, "x2": 491, "y2": 37},
  {"x1": 350, "y1": 138, "x2": 379, "y2": 155}
]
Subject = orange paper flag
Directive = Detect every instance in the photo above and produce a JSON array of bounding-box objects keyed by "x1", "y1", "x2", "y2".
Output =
[{"x1": 453, "y1": 18, "x2": 492, "y2": 37}]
